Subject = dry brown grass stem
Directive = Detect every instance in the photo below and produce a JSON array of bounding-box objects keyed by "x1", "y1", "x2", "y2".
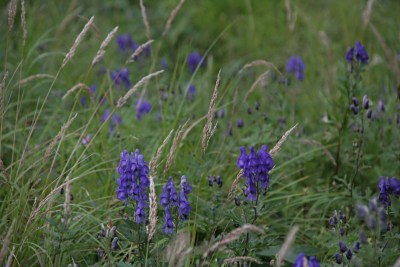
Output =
[
  {"x1": 203, "y1": 224, "x2": 263, "y2": 259},
  {"x1": 0, "y1": 219, "x2": 16, "y2": 263},
  {"x1": 128, "y1": 40, "x2": 154, "y2": 63},
  {"x1": 270, "y1": 123, "x2": 298, "y2": 157},
  {"x1": 0, "y1": 72, "x2": 9, "y2": 115},
  {"x1": 0, "y1": 158, "x2": 10, "y2": 180},
  {"x1": 226, "y1": 169, "x2": 244, "y2": 202},
  {"x1": 44, "y1": 113, "x2": 78, "y2": 160},
  {"x1": 223, "y1": 256, "x2": 262, "y2": 265},
  {"x1": 61, "y1": 16, "x2": 94, "y2": 69},
  {"x1": 19, "y1": 74, "x2": 54, "y2": 85},
  {"x1": 363, "y1": 0, "x2": 376, "y2": 28},
  {"x1": 275, "y1": 225, "x2": 299, "y2": 267},
  {"x1": 165, "y1": 232, "x2": 191, "y2": 267},
  {"x1": 140, "y1": 0, "x2": 151, "y2": 40},
  {"x1": 64, "y1": 176, "x2": 71, "y2": 224},
  {"x1": 62, "y1": 83, "x2": 91, "y2": 100},
  {"x1": 149, "y1": 129, "x2": 174, "y2": 176},
  {"x1": 244, "y1": 71, "x2": 269, "y2": 101},
  {"x1": 117, "y1": 69, "x2": 163, "y2": 107},
  {"x1": 92, "y1": 26, "x2": 119, "y2": 66},
  {"x1": 239, "y1": 60, "x2": 281, "y2": 75},
  {"x1": 201, "y1": 70, "x2": 221, "y2": 159},
  {"x1": 162, "y1": 0, "x2": 185, "y2": 37},
  {"x1": 21, "y1": 0, "x2": 27, "y2": 47},
  {"x1": 284, "y1": 0, "x2": 297, "y2": 32},
  {"x1": 8, "y1": 0, "x2": 18, "y2": 32},
  {"x1": 164, "y1": 121, "x2": 189, "y2": 176},
  {"x1": 147, "y1": 176, "x2": 157, "y2": 241}
]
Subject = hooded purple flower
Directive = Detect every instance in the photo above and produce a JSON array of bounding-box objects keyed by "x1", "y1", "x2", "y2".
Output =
[
  {"x1": 116, "y1": 33, "x2": 139, "y2": 53},
  {"x1": 163, "y1": 207, "x2": 174, "y2": 234},
  {"x1": 237, "y1": 145, "x2": 274, "y2": 201},
  {"x1": 286, "y1": 56, "x2": 305, "y2": 81},
  {"x1": 136, "y1": 98, "x2": 152, "y2": 120},
  {"x1": 346, "y1": 41, "x2": 369, "y2": 64},
  {"x1": 178, "y1": 176, "x2": 192, "y2": 221},
  {"x1": 111, "y1": 68, "x2": 131, "y2": 89},
  {"x1": 293, "y1": 253, "x2": 320, "y2": 267},
  {"x1": 103, "y1": 109, "x2": 122, "y2": 133},
  {"x1": 186, "y1": 84, "x2": 196, "y2": 101},
  {"x1": 378, "y1": 176, "x2": 400, "y2": 207},
  {"x1": 116, "y1": 149, "x2": 150, "y2": 224},
  {"x1": 187, "y1": 52, "x2": 206, "y2": 73}
]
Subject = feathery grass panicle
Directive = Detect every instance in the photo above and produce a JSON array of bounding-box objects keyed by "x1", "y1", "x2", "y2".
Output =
[
  {"x1": 19, "y1": 74, "x2": 54, "y2": 85},
  {"x1": 117, "y1": 69, "x2": 164, "y2": 108},
  {"x1": 363, "y1": 0, "x2": 376, "y2": 28},
  {"x1": 61, "y1": 16, "x2": 94, "y2": 69},
  {"x1": 20, "y1": 0, "x2": 27, "y2": 48},
  {"x1": 147, "y1": 176, "x2": 157, "y2": 241},
  {"x1": 162, "y1": 0, "x2": 185, "y2": 37},
  {"x1": 270, "y1": 123, "x2": 298, "y2": 157},
  {"x1": 0, "y1": 72, "x2": 8, "y2": 115},
  {"x1": 223, "y1": 256, "x2": 262, "y2": 265},
  {"x1": 239, "y1": 59, "x2": 281, "y2": 74},
  {"x1": 91, "y1": 26, "x2": 119, "y2": 66},
  {"x1": 203, "y1": 224, "x2": 263, "y2": 259},
  {"x1": 201, "y1": 70, "x2": 221, "y2": 159},
  {"x1": 0, "y1": 219, "x2": 16, "y2": 263},
  {"x1": 140, "y1": 0, "x2": 151, "y2": 40},
  {"x1": 284, "y1": 0, "x2": 297, "y2": 32},
  {"x1": 64, "y1": 176, "x2": 71, "y2": 224},
  {"x1": 62, "y1": 83, "x2": 91, "y2": 100},
  {"x1": 226, "y1": 169, "x2": 244, "y2": 202},
  {"x1": 275, "y1": 225, "x2": 299, "y2": 267},
  {"x1": 244, "y1": 71, "x2": 269, "y2": 101},
  {"x1": 164, "y1": 121, "x2": 189, "y2": 176},
  {"x1": 44, "y1": 113, "x2": 78, "y2": 160},
  {"x1": 149, "y1": 129, "x2": 174, "y2": 176},
  {"x1": 8, "y1": 0, "x2": 18, "y2": 32},
  {"x1": 165, "y1": 232, "x2": 191, "y2": 267},
  {"x1": 128, "y1": 40, "x2": 154, "y2": 63}
]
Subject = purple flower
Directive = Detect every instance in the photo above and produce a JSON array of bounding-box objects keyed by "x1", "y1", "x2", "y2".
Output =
[
  {"x1": 237, "y1": 119, "x2": 244, "y2": 128},
  {"x1": 335, "y1": 253, "x2": 342, "y2": 264},
  {"x1": 237, "y1": 145, "x2": 274, "y2": 201},
  {"x1": 187, "y1": 84, "x2": 196, "y2": 101},
  {"x1": 363, "y1": 95, "x2": 369, "y2": 109},
  {"x1": 161, "y1": 58, "x2": 167, "y2": 70},
  {"x1": 116, "y1": 33, "x2": 138, "y2": 53},
  {"x1": 187, "y1": 52, "x2": 206, "y2": 73},
  {"x1": 293, "y1": 253, "x2": 320, "y2": 267},
  {"x1": 136, "y1": 98, "x2": 152, "y2": 120},
  {"x1": 178, "y1": 176, "x2": 192, "y2": 221},
  {"x1": 116, "y1": 149, "x2": 150, "y2": 224},
  {"x1": 111, "y1": 68, "x2": 131, "y2": 88},
  {"x1": 339, "y1": 241, "x2": 347, "y2": 253},
  {"x1": 163, "y1": 207, "x2": 174, "y2": 234},
  {"x1": 345, "y1": 249, "x2": 352, "y2": 260},
  {"x1": 82, "y1": 134, "x2": 91, "y2": 146},
  {"x1": 346, "y1": 41, "x2": 369, "y2": 64},
  {"x1": 353, "y1": 241, "x2": 360, "y2": 253},
  {"x1": 286, "y1": 56, "x2": 305, "y2": 81},
  {"x1": 160, "y1": 177, "x2": 179, "y2": 208},
  {"x1": 103, "y1": 109, "x2": 122, "y2": 133},
  {"x1": 378, "y1": 176, "x2": 400, "y2": 207}
]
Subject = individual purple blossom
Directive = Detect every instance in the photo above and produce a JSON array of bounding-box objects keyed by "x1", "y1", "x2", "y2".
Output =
[
  {"x1": 335, "y1": 253, "x2": 342, "y2": 264},
  {"x1": 116, "y1": 33, "x2": 138, "y2": 53},
  {"x1": 103, "y1": 109, "x2": 122, "y2": 133},
  {"x1": 350, "y1": 104, "x2": 358, "y2": 115},
  {"x1": 378, "y1": 176, "x2": 400, "y2": 207},
  {"x1": 339, "y1": 241, "x2": 347, "y2": 253},
  {"x1": 187, "y1": 84, "x2": 196, "y2": 101},
  {"x1": 237, "y1": 119, "x2": 244, "y2": 128},
  {"x1": 346, "y1": 41, "x2": 369, "y2": 64},
  {"x1": 116, "y1": 149, "x2": 150, "y2": 224},
  {"x1": 345, "y1": 249, "x2": 352, "y2": 260},
  {"x1": 136, "y1": 98, "x2": 152, "y2": 120},
  {"x1": 111, "y1": 68, "x2": 131, "y2": 88},
  {"x1": 161, "y1": 58, "x2": 167, "y2": 70},
  {"x1": 160, "y1": 177, "x2": 179, "y2": 234},
  {"x1": 82, "y1": 134, "x2": 91, "y2": 146},
  {"x1": 363, "y1": 95, "x2": 369, "y2": 109},
  {"x1": 178, "y1": 176, "x2": 192, "y2": 221},
  {"x1": 353, "y1": 241, "x2": 360, "y2": 253},
  {"x1": 163, "y1": 207, "x2": 174, "y2": 234},
  {"x1": 237, "y1": 145, "x2": 274, "y2": 201},
  {"x1": 187, "y1": 52, "x2": 206, "y2": 73},
  {"x1": 293, "y1": 253, "x2": 320, "y2": 267},
  {"x1": 286, "y1": 56, "x2": 305, "y2": 81}
]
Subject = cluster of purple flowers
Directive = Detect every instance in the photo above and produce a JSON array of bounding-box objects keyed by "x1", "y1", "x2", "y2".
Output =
[
  {"x1": 378, "y1": 176, "x2": 400, "y2": 207},
  {"x1": 136, "y1": 98, "x2": 152, "y2": 120},
  {"x1": 116, "y1": 33, "x2": 151, "y2": 58},
  {"x1": 159, "y1": 176, "x2": 192, "y2": 234},
  {"x1": 237, "y1": 145, "x2": 274, "y2": 201},
  {"x1": 356, "y1": 198, "x2": 388, "y2": 232},
  {"x1": 335, "y1": 240, "x2": 355, "y2": 264},
  {"x1": 346, "y1": 41, "x2": 369, "y2": 64},
  {"x1": 102, "y1": 109, "x2": 122, "y2": 133},
  {"x1": 207, "y1": 175, "x2": 223, "y2": 188},
  {"x1": 293, "y1": 253, "x2": 320, "y2": 267},
  {"x1": 187, "y1": 52, "x2": 207, "y2": 73},
  {"x1": 286, "y1": 55, "x2": 305, "y2": 81},
  {"x1": 111, "y1": 68, "x2": 131, "y2": 89},
  {"x1": 116, "y1": 149, "x2": 150, "y2": 224},
  {"x1": 329, "y1": 210, "x2": 347, "y2": 236}
]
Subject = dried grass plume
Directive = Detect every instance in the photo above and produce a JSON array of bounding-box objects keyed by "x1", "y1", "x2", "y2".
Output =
[
  {"x1": 129, "y1": 40, "x2": 154, "y2": 63},
  {"x1": 269, "y1": 123, "x2": 298, "y2": 157},
  {"x1": 163, "y1": 0, "x2": 185, "y2": 37},
  {"x1": 140, "y1": 0, "x2": 151, "y2": 40},
  {"x1": 8, "y1": 0, "x2": 18, "y2": 32},
  {"x1": 92, "y1": 26, "x2": 119, "y2": 66},
  {"x1": 21, "y1": 0, "x2": 27, "y2": 47},
  {"x1": 62, "y1": 83, "x2": 91, "y2": 99}
]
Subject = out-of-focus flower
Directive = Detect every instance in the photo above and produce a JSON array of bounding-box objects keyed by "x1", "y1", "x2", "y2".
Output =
[
  {"x1": 136, "y1": 98, "x2": 152, "y2": 120},
  {"x1": 111, "y1": 68, "x2": 131, "y2": 88},
  {"x1": 103, "y1": 109, "x2": 122, "y2": 133},
  {"x1": 293, "y1": 253, "x2": 320, "y2": 267},
  {"x1": 286, "y1": 55, "x2": 305, "y2": 81},
  {"x1": 187, "y1": 52, "x2": 206, "y2": 73},
  {"x1": 346, "y1": 41, "x2": 369, "y2": 64}
]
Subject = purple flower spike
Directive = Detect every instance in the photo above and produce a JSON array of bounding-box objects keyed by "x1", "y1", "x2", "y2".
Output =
[
  {"x1": 178, "y1": 176, "x2": 192, "y2": 221},
  {"x1": 286, "y1": 56, "x2": 305, "y2": 81},
  {"x1": 136, "y1": 98, "x2": 152, "y2": 120},
  {"x1": 187, "y1": 52, "x2": 206, "y2": 73}
]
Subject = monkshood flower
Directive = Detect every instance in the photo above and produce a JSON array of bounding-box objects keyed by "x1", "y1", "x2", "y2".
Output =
[
  {"x1": 179, "y1": 176, "x2": 192, "y2": 220},
  {"x1": 136, "y1": 98, "x2": 152, "y2": 120},
  {"x1": 187, "y1": 52, "x2": 206, "y2": 73},
  {"x1": 346, "y1": 41, "x2": 369, "y2": 64},
  {"x1": 186, "y1": 84, "x2": 196, "y2": 101},
  {"x1": 111, "y1": 68, "x2": 131, "y2": 88},
  {"x1": 161, "y1": 58, "x2": 167, "y2": 70},
  {"x1": 160, "y1": 177, "x2": 178, "y2": 233},
  {"x1": 293, "y1": 253, "x2": 320, "y2": 267},
  {"x1": 237, "y1": 145, "x2": 274, "y2": 201},
  {"x1": 328, "y1": 210, "x2": 347, "y2": 236},
  {"x1": 116, "y1": 149, "x2": 150, "y2": 224},
  {"x1": 102, "y1": 109, "x2": 122, "y2": 133},
  {"x1": 286, "y1": 55, "x2": 305, "y2": 81},
  {"x1": 237, "y1": 119, "x2": 244, "y2": 128},
  {"x1": 378, "y1": 176, "x2": 400, "y2": 207},
  {"x1": 356, "y1": 198, "x2": 388, "y2": 232},
  {"x1": 117, "y1": 33, "x2": 138, "y2": 53}
]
